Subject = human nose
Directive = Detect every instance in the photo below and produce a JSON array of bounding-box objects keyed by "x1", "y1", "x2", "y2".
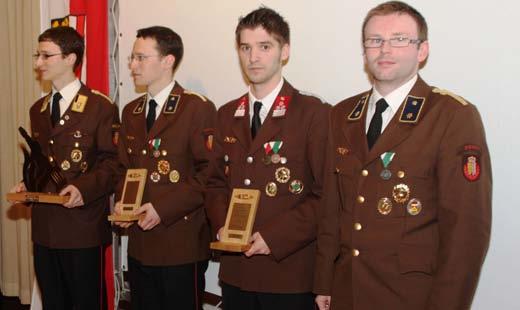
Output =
[
  {"x1": 249, "y1": 47, "x2": 259, "y2": 63},
  {"x1": 380, "y1": 39, "x2": 392, "y2": 53}
]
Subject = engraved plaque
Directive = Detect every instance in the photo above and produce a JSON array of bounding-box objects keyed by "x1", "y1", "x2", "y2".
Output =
[{"x1": 108, "y1": 169, "x2": 147, "y2": 222}]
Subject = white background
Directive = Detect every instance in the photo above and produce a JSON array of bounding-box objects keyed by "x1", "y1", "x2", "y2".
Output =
[{"x1": 119, "y1": 1, "x2": 520, "y2": 308}]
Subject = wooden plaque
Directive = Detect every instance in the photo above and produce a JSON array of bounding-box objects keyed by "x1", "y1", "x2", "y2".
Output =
[
  {"x1": 108, "y1": 169, "x2": 147, "y2": 222},
  {"x1": 7, "y1": 192, "x2": 70, "y2": 204},
  {"x1": 210, "y1": 188, "x2": 260, "y2": 252}
]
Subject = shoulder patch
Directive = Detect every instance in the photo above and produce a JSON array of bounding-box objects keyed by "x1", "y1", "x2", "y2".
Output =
[
  {"x1": 91, "y1": 89, "x2": 113, "y2": 104},
  {"x1": 183, "y1": 90, "x2": 207, "y2": 102},
  {"x1": 399, "y1": 95, "x2": 425, "y2": 123},
  {"x1": 347, "y1": 95, "x2": 369, "y2": 121},
  {"x1": 298, "y1": 90, "x2": 326, "y2": 103},
  {"x1": 432, "y1": 88, "x2": 468, "y2": 106},
  {"x1": 40, "y1": 93, "x2": 52, "y2": 113}
]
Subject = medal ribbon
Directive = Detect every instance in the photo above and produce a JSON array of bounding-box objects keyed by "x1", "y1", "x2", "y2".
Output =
[
  {"x1": 148, "y1": 138, "x2": 161, "y2": 150},
  {"x1": 270, "y1": 141, "x2": 283, "y2": 154},
  {"x1": 381, "y1": 152, "x2": 395, "y2": 168},
  {"x1": 263, "y1": 142, "x2": 273, "y2": 155}
]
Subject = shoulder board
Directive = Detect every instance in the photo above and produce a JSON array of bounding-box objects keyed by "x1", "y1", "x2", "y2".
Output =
[
  {"x1": 298, "y1": 90, "x2": 326, "y2": 103},
  {"x1": 183, "y1": 90, "x2": 207, "y2": 102},
  {"x1": 432, "y1": 88, "x2": 468, "y2": 106},
  {"x1": 40, "y1": 92, "x2": 52, "y2": 113},
  {"x1": 92, "y1": 89, "x2": 113, "y2": 103}
]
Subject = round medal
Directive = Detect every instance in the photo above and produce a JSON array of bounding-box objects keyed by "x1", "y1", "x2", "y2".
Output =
[
  {"x1": 169, "y1": 170, "x2": 180, "y2": 183},
  {"x1": 289, "y1": 179, "x2": 304, "y2": 194},
  {"x1": 392, "y1": 183, "x2": 410, "y2": 204},
  {"x1": 153, "y1": 149, "x2": 161, "y2": 158},
  {"x1": 380, "y1": 169, "x2": 392, "y2": 180},
  {"x1": 157, "y1": 160, "x2": 171, "y2": 175},
  {"x1": 397, "y1": 171, "x2": 405, "y2": 179},
  {"x1": 150, "y1": 171, "x2": 161, "y2": 183},
  {"x1": 275, "y1": 167, "x2": 291, "y2": 183},
  {"x1": 80, "y1": 161, "x2": 88, "y2": 173},
  {"x1": 377, "y1": 197, "x2": 393, "y2": 215},
  {"x1": 265, "y1": 182, "x2": 278, "y2": 197},
  {"x1": 70, "y1": 149, "x2": 83, "y2": 162},
  {"x1": 271, "y1": 153, "x2": 281, "y2": 164},
  {"x1": 407, "y1": 198, "x2": 422, "y2": 216},
  {"x1": 262, "y1": 155, "x2": 272, "y2": 165},
  {"x1": 61, "y1": 160, "x2": 71, "y2": 171}
]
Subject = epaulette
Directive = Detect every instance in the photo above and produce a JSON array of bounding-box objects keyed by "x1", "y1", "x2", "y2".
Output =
[
  {"x1": 92, "y1": 89, "x2": 114, "y2": 104},
  {"x1": 183, "y1": 90, "x2": 207, "y2": 102},
  {"x1": 432, "y1": 88, "x2": 468, "y2": 106},
  {"x1": 298, "y1": 90, "x2": 326, "y2": 103}
]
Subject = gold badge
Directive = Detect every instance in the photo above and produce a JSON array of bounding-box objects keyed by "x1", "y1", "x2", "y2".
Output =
[
  {"x1": 397, "y1": 171, "x2": 405, "y2": 178},
  {"x1": 262, "y1": 155, "x2": 271, "y2": 165},
  {"x1": 80, "y1": 161, "x2": 88, "y2": 173},
  {"x1": 169, "y1": 170, "x2": 180, "y2": 183},
  {"x1": 157, "y1": 160, "x2": 170, "y2": 175},
  {"x1": 407, "y1": 198, "x2": 422, "y2": 216},
  {"x1": 275, "y1": 167, "x2": 291, "y2": 183},
  {"x1": 265, "y1": 182, "x2": 277, "y2": 197},
  {"x1": 392, "y1": 183, "x2": 410, "y2": 204},
  {"x1": 61, "y1": 160, "x2": 71, "y2": 171},
  {"x1": 224, "y1": 136, "x2": 237, "y2": 143},
  {"x1": 71, "y1": 94, "x2": 88, "y2": 112},
  {"x1": 337, "y1": 147, "x2": 349, "y2": 155},
  {"x1": 150, "y1": 171, "x2": 161, "y2": 183},
  {"x1": 377, "y1": 197, "x2": 393, "y2": 215},
  {"x1": 70, "y1": 149, "x2": 83, "y2": 162},
  {"x1": 288, "y1": 179, "x2": 304, "y2": 194}
]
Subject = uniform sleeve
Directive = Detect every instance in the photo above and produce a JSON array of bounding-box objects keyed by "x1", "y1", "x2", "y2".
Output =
[
  {"x1": 259, "y1": 103, "x2": 330, "y2": 261},
  {"x1": 70, "y1": 101, "x2": 122, "y2": 205},
  {"x1": 427, "y1": 104, "x2": 492, "y2": 309},
  {"x1": 313, "y1": 110, "x2": 341, "y2": 295},
  {"x1": 152, "y1": 100, "x2": 218, "y2": 226}
]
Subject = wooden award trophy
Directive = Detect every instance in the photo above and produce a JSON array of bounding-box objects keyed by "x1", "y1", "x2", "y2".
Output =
[
  {"x1": 210, "y1": 188, "x2": 260, "y2": 252},
  {"x1": 108, "y1": 169, "x2": 147, "y2": 222},
  {"x1": 6, "y1": 127, "x2": 70, "y2": 204}
]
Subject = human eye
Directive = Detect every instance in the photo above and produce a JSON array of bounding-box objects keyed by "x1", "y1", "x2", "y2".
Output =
[
  {"x1": 240, "y1": 45, "x2": 251, "y2": 52},
  {"x1": 260, "y1": 44, "x2": 271, "y2": 51}
]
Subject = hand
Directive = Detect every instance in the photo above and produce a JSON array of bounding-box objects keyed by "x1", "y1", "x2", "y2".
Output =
[
  {"x1": 8, "y1": 182, "x2": 27, "y2": 204},
  {"x1": 315, "y1": 295, "x2": 331, "y2": 310},
  {"x1": 60, "y1": 185, "x2": 84, "y2": 208},
  {"x1": 244, "y1": 232, "x2": 271, "y2": 257},
  {"x1": 217, "y1": 227, "x2": 224, "y2": 240},
  {"x1": 135, "y1": 203, "x2": 161, "y2": 231},
  {"x1": 113, "y1": 201, "x2": 134, "y2": 228}
]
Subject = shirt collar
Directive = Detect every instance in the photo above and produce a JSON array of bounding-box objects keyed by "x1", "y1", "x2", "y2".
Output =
[
  {"x1": 148, "y1": 80, "x2": 176, "y2": 112},
  {"x1": 52, "y1": 79, "x2": 81, "y2": 105},
  {"x1": 370, "y1": 74, "x2": 418, "y2": 112},
  {"x1": 248, "y1": 77, "x2": 284, "y2": 115}
]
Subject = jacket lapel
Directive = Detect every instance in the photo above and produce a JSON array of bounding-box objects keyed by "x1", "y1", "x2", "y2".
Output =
[
  {"x1": 230, "y1": 95, "x2": 252, "y2": 151},
  {"x1": 147, "y1": 83, "x2": 183, "y2": 140},
  {"x1": 343, "y1": 92, "x2": 370, "y2": 163},
  {"x1": 49, "y1": 84, "x2": 89, "y2": 138}
]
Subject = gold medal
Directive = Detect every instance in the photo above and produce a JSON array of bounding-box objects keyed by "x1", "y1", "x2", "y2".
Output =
[
  {"x1": 80, "y1": 161, "x2": 88, "y2": 173},
  {"x1": 288, "y1": 179, "x2": 304, "y2": 194},
  {"x1": 377, "y1": 197, "x2": 393, "y2": 215},
  {"x1": 262, "y1": 155, "x2": 271, "y2": 165},
  {"x1": 157, "y1": 160, "x2": 170, "y2": 175},
  {"x1": 271, "y1": 153, "x2": 281, "y2": 164},
  {"x1": 407, "y1": 198, "x2": 422, "y2": 216},
  {"x1": 169, "y1": 170, "x2": 180, "y2": 183},
  {"x1": 61, "y1": 160, "x2": 71, "y2": 171},
  {"x1": 275, "y1": 167, "x2": 291, "y2": 183},
  {"x1": 265, "y1": 182, "x2": 277, "y2": 197},
  {"x1": 392, "y1": 183, "x2": 410, "y2": 204},
  {"x1": 150, "y1": 171, "x2": 161, "y2": 183},
  {"x1": 70, "y1": 149, "x2": 82, "y2": 162}
]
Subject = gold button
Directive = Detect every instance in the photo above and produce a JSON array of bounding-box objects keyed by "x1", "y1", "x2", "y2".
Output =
[
  {"x1": 244, "y1": 179, "x2": 251, "y2": 186},
  {"x1": 48, "y1": 156, "x2": 54, "y2": 162},
  {"x1": 246, "y1": 156, "x2": 253, "y2": 164},
  {"x1": 59, "y1": 119, "x2": 65, "y2": 125},
  {"x1": 357, "y1": 195, "x2": 365, "y2": 203},
  {"x1": 141, "y1": 149, "x2": 147, "y2": 155},
  {"x1": 361, "y1": 169, "x2": 368, "y2": 176},
  {"x1": 74, "y1": 142, "x2": 79, "y2": 148},
  {"x1": 49, "y1": 139, "x2": 54, "y2": 145},
  {"x1": 352, "y1": 249, "x2": 360, "y2": 256},
  {"x1": 335, "y1": 167, "x2": 340, "y2": 174},
  {"x1": 354, "y1": 223, "x2": 362, "y2": 231},
  {"x1": 184, "y1": 216, "x2": 188, "y2": 220},
  {"x1": 397, "y1": 171, "x2": 405, "y2": 178},
  {"x1": 127, "y1": 148, "x2": 132, "y2": 154}
]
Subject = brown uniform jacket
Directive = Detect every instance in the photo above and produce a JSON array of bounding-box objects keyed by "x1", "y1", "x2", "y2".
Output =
[
  {"x1": 206, "y1": 80, "x2": 330, "y2": 293},
  {"x1": 29, "y1": 84, "x2": 120, "y2": 249},
  {"x1": 314, "y1": 77, "x2": 492, "y2": 310},
  {"x1": 117, "y1": 82, "x2": 217, "y2": 266}
]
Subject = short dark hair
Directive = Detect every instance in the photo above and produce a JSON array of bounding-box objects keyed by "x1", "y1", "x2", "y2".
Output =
[
  {"x1": 38, "y1": 27, "x2": 84, "y2": 70},
  {"x1": 235, "y1": 7, "x2": 290, "y2": 46},
  {"x1": 362, "y1": 1, "x2": 428, "y2": 42},
  {"x1": 136, "y1": 26, "x2": 184, "y2": 72}
]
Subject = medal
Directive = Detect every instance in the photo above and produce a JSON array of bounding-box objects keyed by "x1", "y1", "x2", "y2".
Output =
[
  {"x1": 80, "y1": 161, "x2": 88, "y2": 173},
  {"x1": 275, "y1": 167, "x2": 291, "y2": 183},
  {"x1": 153, "y1": 150, "x2": 161, "y2": 158},
  {"x1": 377, "y1": 197, "x2": 393, "y2": 215},
  {"x1": 148, "y1": 138, "x2": 161, "y2": 157},
  {"x1": 271, "y1": 154, "x2": 281, "y2": 164},
  {"x1": 289, "y1": 179, "x2": 304, "y2": 194},
  {"x1": 61, "y1": 160, "x2": 71, "y2": 171},
  {"x1": 392, "y1": 183, "x2": 410, "y2": 204},
  {"x1": 380, "y1": 152, "x2": 395, "y2": 180},
  {"x1": 264, "y1": 141, "x2": 283, "y2": 164},
  {"x1": 262, "y1": 155, "x2": 271, "y2": 165},
  {"x1": 407, "y1": 198, "x2": 422, "y2": 215},
  {"x1": 157, "y1": 160, "x2": 170, "y2": 175},
  {"x1": 169, "y1": 170, "x2": 180, "y2": 183},
  {"x1": 150, "y1": 171, "x2": 161, "y2": 183},
  {"x1": 70, "y1": 149, "x2": 82, "y2": 162},
  {"x1": 265, "y1": 182, "x2": 278, "y2": 197}
]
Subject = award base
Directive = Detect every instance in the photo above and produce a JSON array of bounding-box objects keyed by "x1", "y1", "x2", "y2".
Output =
[
  {"x1": 210, "y1": 241, "x2": 251, "y2": 252},
  {"x1": 107, "y1": 214, "x2": 140, "y2": 222},
  {"x1": 7, "y1": 192, "x2": 70, "y2": 204}
]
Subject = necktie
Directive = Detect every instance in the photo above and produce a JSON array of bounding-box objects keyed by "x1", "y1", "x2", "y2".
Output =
[
  {"x1": 51, "y1": 92, "x2": 62, "y2": 127},
  {"x1": 367, "y1": 98, "x2": 389, "y2": 149},
  {"x1": 146, "y1": 99, "x2": 158, "y2": 132},
  {"x1": 251, "y1": 101, "x2": 262, "y2": 139}
]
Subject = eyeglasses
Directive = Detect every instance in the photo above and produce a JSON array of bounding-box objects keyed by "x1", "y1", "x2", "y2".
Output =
[
  {"x1": 33, "y1": 53, "x2": 63, "y2": 60},
  {"x1": 364, "y1": 36, "x2": 423, "y2": 48},
  {"x1": 128, "y1": 54, "x2": 160, "y2": 62}
]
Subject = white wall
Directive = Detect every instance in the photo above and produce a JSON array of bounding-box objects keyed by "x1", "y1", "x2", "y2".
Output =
[{"x1": 119, "y1": 1, "x2": 520, "y2": 308}]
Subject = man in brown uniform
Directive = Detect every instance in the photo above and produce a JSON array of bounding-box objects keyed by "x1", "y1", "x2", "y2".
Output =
[
  {"x1": 205, "y1": 7, "x2": 329, "y2": 310},
  {"x1": 113, "y1": 26, "x2": 216, "y2": 309},
  {"x1": 10, "y1": 27, "x2": 120, "y2": 309},
  {"x1": 314, "y1": 2, "x2": 492, "y2": 310}
]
